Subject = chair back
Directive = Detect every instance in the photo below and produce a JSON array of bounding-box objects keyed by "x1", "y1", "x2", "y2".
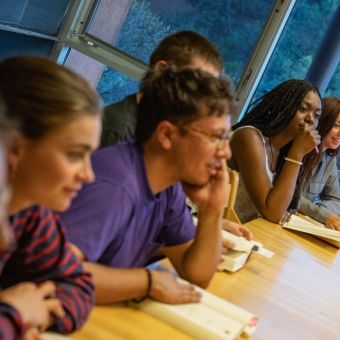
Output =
[{"x1": 224, "y1": 170, "x2": 241, "y2": 224}]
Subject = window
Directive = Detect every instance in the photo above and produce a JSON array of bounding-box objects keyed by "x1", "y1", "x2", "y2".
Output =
[
  {"x1": 326, "y1": 63, "x2": 339, "y2": 97},
  {"x1": 252, "y1": 0, "x2": 339, "y2": 101},
  {"x1": 0, "y1": 0, "x2": 72, "y2": 61},
  {"x1": 87, "y1": 0, "x2": 276, "y2": 104},
  {"x1": 0, "y1": 0, "x2": 70, "y2": 36},
  {"x1": 98, "y1": 68, "x2": 139, "y2": 104},
  {"x1": 0, "y1": 30, "x2": 54, "y2": 59}
]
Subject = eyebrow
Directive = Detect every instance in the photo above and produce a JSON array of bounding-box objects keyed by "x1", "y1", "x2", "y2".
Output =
[
  {"x1": 302, "y1": 101, "x2": 322, "y2": 112},
  {"x1": 63, "y1": 143, "x2": 94, "y2": 151}
]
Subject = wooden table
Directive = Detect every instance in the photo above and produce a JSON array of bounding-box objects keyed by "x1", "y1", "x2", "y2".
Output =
[{"x1": 72, "y1": 218, "x2": 340, "y2": 340}]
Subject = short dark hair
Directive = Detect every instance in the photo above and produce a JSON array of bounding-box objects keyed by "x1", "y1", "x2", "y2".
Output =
[
  {"x1": 234, "y1": 79, "x2": 321, "y2": 136},
  {"x1": 149, "y1": 31, "x2": 224, "y2": 74},
  {"x1": 135, "y1": 67, "x2": 235, "y2": 143}
]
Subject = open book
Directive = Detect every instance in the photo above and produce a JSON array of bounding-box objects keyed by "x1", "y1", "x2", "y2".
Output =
[
  {"x1": 283, "y1": 214, "x2": 340, "y2": 248},
  {"x1": 132, "y1": 278, "x2": 257, "y2": 340},
  {"x1": 43, "y1": 333, "x2": 69, "y2": 340},
  {"x1": 219, "y1": 230, "x2": 274, "y2": 272}
]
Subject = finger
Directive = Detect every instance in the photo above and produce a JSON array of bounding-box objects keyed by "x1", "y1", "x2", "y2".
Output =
[
  {"x1": 181, "y1": 290, "x2": 202, "y2": 303},
  {"x1": 214, "y1": 158, "x2": 227, "y2": 180},
  {"x1": 44, "y1": 299, "x2": 65, "y2": 318},
  {"x1": 37, "y1": 281, "x2": 56, "y2": 298},
  {"x1": 218, "y1": 255, "x2": 226, "y2": 264},
  {"x1": 177, "y1": 282, "x2": 194, "y2": 290},
  {"x1": 221, "y1": 247, "x2": 228, "y2": 255},
  {"x1": 279, "y1": 212, "x2": 291, "y2": 226},
  {"x1": 176, "y1": 287, "x2": 202, "y2": 304},
  {"x1": 326, "y1": 224, "x2": 335, "y2": 230},
  {"x1": 223, "y1": 238, "x2": 235, "y2": 249},
  {"x1": 24, "y1": 327, "x2": 42, "y2": 340},
  {"x1": 240, "y1": 226, "x2": 253, "y2": 240}
]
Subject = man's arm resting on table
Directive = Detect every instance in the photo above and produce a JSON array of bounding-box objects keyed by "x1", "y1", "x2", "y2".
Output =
[
  {"x1": 71, "y1": 244, "x2": 201, "y2": 305},
  {"x1": 163, "y1": 208, "x2": 223, "y2": 289}
]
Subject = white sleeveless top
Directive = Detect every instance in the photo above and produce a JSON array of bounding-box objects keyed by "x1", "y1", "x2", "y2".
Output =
[{"x1": 233, "y1": 126, "x2": 274, "y2": 223}]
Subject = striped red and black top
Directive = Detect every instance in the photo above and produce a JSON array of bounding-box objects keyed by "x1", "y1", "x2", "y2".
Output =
[{"x1": 0, "y1": 205, "x2": 95, "y2": 338}]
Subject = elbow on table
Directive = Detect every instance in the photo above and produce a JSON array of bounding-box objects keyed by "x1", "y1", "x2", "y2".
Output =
[
  {"x1": 261, "y1": 211, "x2": 285, "y2": 224},
  {"x1": 196, "y1": 280, "x2": 210, "y2": 289},
  {"x1": 182, "y1": 272, "x2": 213, "y2": 289}
]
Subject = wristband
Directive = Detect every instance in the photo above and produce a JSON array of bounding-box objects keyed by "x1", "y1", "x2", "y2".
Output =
[
  {"x1": 132, "y1": 269, "x2": 152, "y2": 303},
  {"x1": 284, "y1": 157, "x2": 303, "y2": 166}
]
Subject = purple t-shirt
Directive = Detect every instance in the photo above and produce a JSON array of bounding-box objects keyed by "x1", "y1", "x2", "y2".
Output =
[{"x1": 62, "y1": 142, "x2": 196, "y2": 268}]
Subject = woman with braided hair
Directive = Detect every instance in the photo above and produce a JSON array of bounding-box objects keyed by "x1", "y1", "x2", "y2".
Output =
[{"x1": 228, "y1": 79, "x2": 321, "y2": 223}]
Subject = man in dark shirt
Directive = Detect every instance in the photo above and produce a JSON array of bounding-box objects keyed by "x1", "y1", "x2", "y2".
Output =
[{"x1": 100, "y1": 31, "x2": 224, "y2": 147}]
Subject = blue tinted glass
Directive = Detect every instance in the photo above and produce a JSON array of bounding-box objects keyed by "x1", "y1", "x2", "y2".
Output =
[
  {"x1": 326, "y1": 64, "x2": 339, "y2": 97},
  {"x1": 89, "y1": 0, "x2": 275, "y2": 104},
  {"x1": 97, "y1": 67, "x2": 139, "y2": 104},
  {"x1": 0, "y1": 30, "x2": 53, "y2": 61},
  {"x1": 253, "y1": 0, "x2": 339, "y2": 101},
  {"x1": 0, "y1": 0, "x2": 70, "y2": 36}
]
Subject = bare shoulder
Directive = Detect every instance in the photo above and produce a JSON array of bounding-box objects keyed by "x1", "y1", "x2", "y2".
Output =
[
  {"x1": 231, "y1": 127, "x2": 265, "y2": 153},
  {"x1": 230, "y1": 126, "x2": 267, "y2": 170},
  {"x1": 232, "y1": 126, "x2": 263, "y2": 144}
]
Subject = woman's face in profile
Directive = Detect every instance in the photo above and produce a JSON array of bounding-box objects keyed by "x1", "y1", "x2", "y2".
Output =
[
  {"x1": 9, "y1": 114, "x2": 102, "y2": 213},
  {"x1": 323, "y1": 113, "x2": 340, "y2": 151},
  {"x1": 287, "y1": 91, "x2": 322, "y2": 135}
]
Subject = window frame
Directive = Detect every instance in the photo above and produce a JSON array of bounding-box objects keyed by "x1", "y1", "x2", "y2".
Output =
[{"x1": 56, "y1": 0, "x2": 296, "y2": 117}]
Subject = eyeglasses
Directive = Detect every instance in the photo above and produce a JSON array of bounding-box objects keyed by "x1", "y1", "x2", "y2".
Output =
[{"x1": 180, "y1": 126, "x2": 233, "y2": 150}]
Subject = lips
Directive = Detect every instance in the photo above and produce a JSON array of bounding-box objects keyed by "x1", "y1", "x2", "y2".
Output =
[
  {"x1": 64, "y1": 187, "x2": 81, "y2": 198},
  {"x1": 331, "y1": 138, "x2": 340, "y2": 147},
  {"x1": 207, "y1": 160, "x2": 222, "y2": 175}
]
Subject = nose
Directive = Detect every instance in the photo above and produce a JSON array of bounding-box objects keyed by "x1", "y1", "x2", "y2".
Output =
[
  {"x1": 216, "y1": 141, "x2": 232, "y2": 160},
  {"x1": 304, "y1": 110, "x2": 318, "y2": 128},
  {"x1": 79, "y1": 158, "x2": 95, "y2": 184}
]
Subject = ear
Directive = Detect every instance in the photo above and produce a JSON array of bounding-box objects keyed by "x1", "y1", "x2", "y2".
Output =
[
  {"x1": 153, "y1": 60, "x2": 169, "y2": 71},
  {"x1": 155, "y1": 121, "x2": 178, "y2": 150},
  {"x1": 7, "y1": 133, "x2": 27, "y2": 176}
]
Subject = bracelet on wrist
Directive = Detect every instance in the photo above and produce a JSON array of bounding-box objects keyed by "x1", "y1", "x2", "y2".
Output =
[
  {"x1": 284, "y1": 157, "x2": 303, "y2": 166},
  {"x1": 132, "y1": 268, "x2": 152, "y2": 303}
]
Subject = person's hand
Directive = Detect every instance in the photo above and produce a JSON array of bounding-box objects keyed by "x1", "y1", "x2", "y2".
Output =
[
  {"x1": 222, "y1": 219, "x2": 253, "y2": 241},
  {"x1": 291, "y1": 124, "x2": 321, "y2": 157},
  {"x1": 182, "y1": 160, "x2": 229, "y2": 214},
  {"x1": 150, "y1": 270, "x2": 201, "y2": 304},
  {"x1": 24, "y1": 327, "x2": 43, "y2": 340},
  {"x1": 325, "y1": 214, "x2": 340, "y2": 231},
  {"x1": 0, "y1": 281, "x2": 65, "y2": 331},
  {"x1": 278, "y1": 211, "x2": 292, "y2": 226}
]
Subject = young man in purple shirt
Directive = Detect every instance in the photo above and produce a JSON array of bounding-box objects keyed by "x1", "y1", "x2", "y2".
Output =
[{"x1": 62, "y1": 67, "x2": 234, "y2": 304}]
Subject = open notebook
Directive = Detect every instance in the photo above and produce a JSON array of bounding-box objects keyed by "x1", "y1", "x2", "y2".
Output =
[
  {"x1": 283, "y1": 214, "x2": 340, "y2": 248},
  {"x1": 219, "y1": 230, "x2": 274, "y2": 272},
  {"x1": 132, "y1": 278, "x2": 257, "y2": 340}
]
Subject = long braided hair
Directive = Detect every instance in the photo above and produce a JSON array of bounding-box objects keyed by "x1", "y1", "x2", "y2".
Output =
[{"x1": 233, "y1": 79, "x2": 321, "y2": 211}]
